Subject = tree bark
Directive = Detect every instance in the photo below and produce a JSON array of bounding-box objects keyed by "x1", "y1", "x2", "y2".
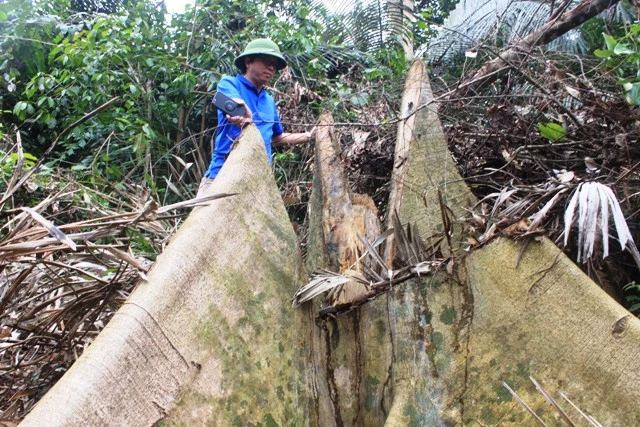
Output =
[
  {"x1": 20, "y1": 125, "x2": 309, "y2": 426},
  {"x1": 383, "y1": 59, "x2": 475, "y2": 426},
  {"x1": 384, "y1": 59, "x2": 640, "y2": 425},
  {"x1": 455, "y1": 0, "x2": 621, "y2": 95}
]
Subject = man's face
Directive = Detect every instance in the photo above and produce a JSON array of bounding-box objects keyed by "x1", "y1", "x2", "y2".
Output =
[{"x1": 245, "y1": 55, "x2": 279, "y2": 87}]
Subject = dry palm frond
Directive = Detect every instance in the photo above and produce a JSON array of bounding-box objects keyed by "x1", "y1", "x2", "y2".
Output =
[
  {"x1": 19, "y1": 207, "x2": 77, "y2": 251},
  {"x1": 0, "y1": 171, "x2": 234, "y2": 422},
  {"x1": 294, "y1": 215, "x2": 444, "y2": 312},
  {"x1": 356, "y1": 231, "x2": 392, "y2": 278},
  {"x1": 470, "y1": 176, "x2": 640, "y2": 273},
  {"x1": 563, "y1": 182, "x2": 638, "y2": 267},
  {"x1": 528, "y1": 187, "x2": 570, "y2": 232},
  {"x1": 292, "y1": 270, "x2": 353, "y2": 307}
]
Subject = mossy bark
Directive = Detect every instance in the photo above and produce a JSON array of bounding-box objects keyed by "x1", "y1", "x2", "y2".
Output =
[
  {"x1": 20, "y1": 125, "x2": 309, "y2": 426},
  {"x1": 383, "y1": 60, "x2": 640, "y2": 426},
  {"x1": 384, "y1": 60, "x2": 474, "y2": 426},
  {"x1": 19, "y1": 62, "x2": 640, "y2": 427},
  {"x1": 464, "y1": 237, "x2": 640, "y2": 426}
]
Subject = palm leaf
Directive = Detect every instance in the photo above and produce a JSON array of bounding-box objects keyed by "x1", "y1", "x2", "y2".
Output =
[
  {"x1": 424, "y1": 0, "x2": 633, "y2": 61},
  {"x1": 313, "y1": 0, "x2": 417, "y2": 53},
  {"x1": 292, "y1": 270, "x2": 352, "y2": 307},
  {"x1": 563, "y1": 182, "x2": 636, "y2": 264}
]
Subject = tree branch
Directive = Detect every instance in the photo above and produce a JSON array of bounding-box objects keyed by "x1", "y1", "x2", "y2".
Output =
[{"x1": 455, "y1": 0, "x2": 620, "y2": 96}]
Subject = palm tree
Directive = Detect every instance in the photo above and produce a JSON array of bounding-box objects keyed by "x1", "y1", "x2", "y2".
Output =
[{"x1": 424, "y1": 0, "x2": 634, "y2": 61}]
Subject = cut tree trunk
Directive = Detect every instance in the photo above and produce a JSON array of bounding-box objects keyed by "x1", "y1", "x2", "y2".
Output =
[
  {"x1": 303, "y1": 112, "x2": 390, "y2": 425},
  {"x1": 455, "y1": 0, "x2": 621, "y2": 95},
  {"x1": 20, "y1": 125, "x2": 309, "y2": 426},
  {"x1": 383, "y1": 59, "x2": 476, "y2": 426},
  {"x1": 19, "y1": 61, "x2": 640, "y2": 427},
  {"x1": 382, "y1": 59, "x2": 640, "y2": 425}
]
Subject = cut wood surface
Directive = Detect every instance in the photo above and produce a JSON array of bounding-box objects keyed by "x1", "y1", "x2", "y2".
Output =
[
  {"x1": 304, "y1": 112, "x2": 389, "y2": 425},
  {"x1": 20, "y1": 125, "x2": 308, "y2": 426}
]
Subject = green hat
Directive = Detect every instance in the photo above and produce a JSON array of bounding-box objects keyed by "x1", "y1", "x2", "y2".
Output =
[{"x1": 234, "y1": 38, "x2": 287, "y2": 73}]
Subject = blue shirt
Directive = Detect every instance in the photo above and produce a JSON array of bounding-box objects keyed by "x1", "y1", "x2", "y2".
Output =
[{"x1": 205, "y1": 74, "x2": 284, "y2": 179}]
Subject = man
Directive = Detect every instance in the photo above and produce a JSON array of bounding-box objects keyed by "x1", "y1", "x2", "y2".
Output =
[{"x1": 199, "y1": 38, "x2": 315, "y2": 195}]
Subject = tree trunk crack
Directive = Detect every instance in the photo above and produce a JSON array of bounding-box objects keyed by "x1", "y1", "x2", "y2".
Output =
[
  {"x1": 320, "y1": 319, "x2": 344, "y2": 427},
  {"x1": 352, "y1": 312, "x2": 364, "y2": 425},
  {"x1": 459, "y1": 275, "x2": 475, "y2": 424}
]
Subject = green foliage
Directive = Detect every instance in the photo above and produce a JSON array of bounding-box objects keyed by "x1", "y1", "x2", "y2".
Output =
[
  {"x1": 1, "y1": 1, "x2": 203, "y2": 188},
  {"x1": 623, "y1": 281, "x2": 640, "y2": 314},
  {"x1": 0, "y1": 149, "x2": 38, "y2": 179},
  {"x1": 1, "y1": 0, "x2": 409, "y2": 208},
  {"x1": 537, "y1": 122, "x2": 566, "y2": 143},
  {"x1": 594, "y1": 24, "x2": 640, "y2": 106}
]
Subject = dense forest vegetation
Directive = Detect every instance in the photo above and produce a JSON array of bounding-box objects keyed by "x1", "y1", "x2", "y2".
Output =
[{"x1": 1, "y1": 0, "x2": 640, "y2": 421}]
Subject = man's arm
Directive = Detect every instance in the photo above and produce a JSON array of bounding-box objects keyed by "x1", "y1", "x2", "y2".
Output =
[{"x1": 272, "y1": 127, "x2": 316, "y2": 147}]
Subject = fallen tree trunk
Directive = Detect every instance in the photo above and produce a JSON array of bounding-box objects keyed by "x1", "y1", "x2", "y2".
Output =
[
  {"x1": 455, "y1": 0, "x2": 620, "y2": 95},
  {"x1": 383, "y1": 59, "x2": 640, "y2": 425},
  {"x1": 20, "y1": 125, "x2": 309, "y2": 426}
]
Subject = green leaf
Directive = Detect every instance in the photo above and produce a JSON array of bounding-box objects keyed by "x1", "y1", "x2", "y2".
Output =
[
  {"x1": 0, "y1": 10, "x2": 7, "y2": 21},
  {"x1": 603, "y1": 33, "x2": 617, "y2": 51},
  {"x1": 593, "y1": 49, "x2": 613, "y2": 59},
  {"x1": 614, "y1": 43, "x2": 634, "y2": 55},
  {"x1": 350, "y1": 92, "x2": 369, "y2": 107},
  {"x1": 129, "y1": 84, "x2": 138, "y2": 95},
  {"x1": 142, "y1": 124, "x2": 156, "y2": 139},
  {"x1": 538, "y1": 122, "x2": 566, "y2": 143},
  {"x1": 624, "y1": 82, "x2": 640, "y2": 106}
]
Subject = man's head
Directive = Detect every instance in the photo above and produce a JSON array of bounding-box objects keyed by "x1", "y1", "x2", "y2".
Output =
[{"x1": 234, "y1": 39, "x2": 287, "y2": 74}]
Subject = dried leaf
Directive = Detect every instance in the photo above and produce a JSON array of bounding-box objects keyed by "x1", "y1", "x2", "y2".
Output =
[
  {"x1": 356, "y1": 232, "x2": 391, "y2": 277},
  {"x1": 563, "y1": 187, "x2": 580, "y2": 247},
  {"x1": 292, "y1": 271, "x2": 351, "y2": 307},
  {"x1": 529, "y1": 188, "x2": 568, "y2": 231},
  {"x1": 563, "y1": 182, "x2": 635, "y2": 263},
  {"x1": 20, "y1": 207, "x2": 77, "y2": 251},
  {"x1": 556, "y1": 170, "x2": 575, "y2": 183},
  {"x1": 565, "y1": 86, "x2": 581, "y2": 99},
  {"x1": 584, "y1": 157, "x2": 598, "y2": 173}
]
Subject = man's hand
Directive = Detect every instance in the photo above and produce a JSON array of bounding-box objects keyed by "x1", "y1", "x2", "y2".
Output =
[
  {"x1": 227, "y1": 98, "x2": 252, "y2": 128},
  {"x1": 307, "y1": 126, "x2": 317, "y2": 142}
]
